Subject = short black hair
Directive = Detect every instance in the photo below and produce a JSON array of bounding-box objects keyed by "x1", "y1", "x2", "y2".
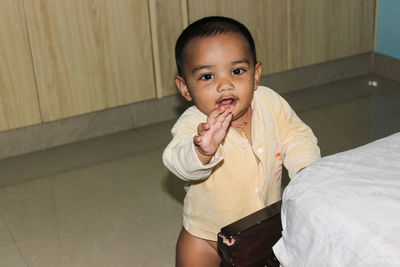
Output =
[{"x1": 175, "y1": 16, "x2": 257, "y2": 76}]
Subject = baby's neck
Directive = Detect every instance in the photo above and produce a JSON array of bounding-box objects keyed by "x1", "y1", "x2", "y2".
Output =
[{"x1": 231, "y1": 107, "x2": 252, "y2": 142}]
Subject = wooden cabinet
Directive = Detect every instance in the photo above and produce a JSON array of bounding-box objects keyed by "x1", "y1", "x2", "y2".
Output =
[
  {"x1": 149, "y1": 0, "x2": 186, "y2": 98},
  {"x1": 0, "y1": 0, "x2": 41, "y2": 131},
  {"x1": 187, "y1": 0, "x2": 375, "y2": 73},
  {"x1": 289, "y1": 0, "x2": 375, "y2": 68},
  {"x1": 23, "y1": 0, "x2": 156, "y2": 121},
  {"x1": 187, "y1": 0, "x2": 289, "y2": 76},
  {"x1": 0, "y1": 0, "x2": 377, "y2": 131}
]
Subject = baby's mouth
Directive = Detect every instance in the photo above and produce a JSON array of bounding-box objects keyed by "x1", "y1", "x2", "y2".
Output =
[{"x1": 217, "y1": 98, "x2": 236, "y2": 107}]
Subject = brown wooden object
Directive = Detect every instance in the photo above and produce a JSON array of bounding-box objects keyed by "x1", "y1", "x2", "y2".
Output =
[{"x1": 218, "y1": 201, "x2": 282, "y2": 267}]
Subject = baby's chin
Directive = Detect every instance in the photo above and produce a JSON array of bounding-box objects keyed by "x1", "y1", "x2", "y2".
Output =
[{"x1": 231, "y1": 107, "x2": 250, "y2": 121}]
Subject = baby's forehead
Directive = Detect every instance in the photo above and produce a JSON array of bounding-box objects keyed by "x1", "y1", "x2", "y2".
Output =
[
  {"x1": 183, "y1": 33, "x2": 252, "y2": 59},
  {"x1": 186, "y1": 32, "x2": 248, "y2": 48}
]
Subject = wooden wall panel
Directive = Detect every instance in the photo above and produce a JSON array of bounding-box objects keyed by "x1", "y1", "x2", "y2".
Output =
[
  {"x1": 290, "y1": 0, "x2": 375, "y2": 68},
  {"x1": 150, "y1": 0, "x2": 186, "y2": 98},
  {"x1": 24, "y1": 0, "x2": 155, "y2": 121},
  {"x1": 187, "y1": 0, "x2": 289, "y2": 75},
  {"x1": 0, "y1": 0, "x2": 41, "y2": 131}
]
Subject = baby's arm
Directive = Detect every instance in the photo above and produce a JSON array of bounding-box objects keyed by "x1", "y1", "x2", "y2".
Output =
[
  {"x1": 162, "y1": 106, "x2": 231, "y2": 181},
  {"x1": 194, "y1": 106, "x2": 233, "y2": 165},
  {"x1": 267, "y1": 90, "x2": 321, "y2": 178}
]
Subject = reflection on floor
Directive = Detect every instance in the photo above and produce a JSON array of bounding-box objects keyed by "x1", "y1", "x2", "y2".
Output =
[{"x1": 0, "y1": 74, "x2": 399, "y2": 266}]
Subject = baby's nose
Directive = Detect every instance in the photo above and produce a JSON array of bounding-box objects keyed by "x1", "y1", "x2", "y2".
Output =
[{"x1": 217, "y1": 78, "x2": 233, "y2": 92}]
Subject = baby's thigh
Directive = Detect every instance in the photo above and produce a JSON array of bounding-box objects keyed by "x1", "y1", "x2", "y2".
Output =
[{"x1": 176, "y1": 227, "x2": 220, "y2": 267}]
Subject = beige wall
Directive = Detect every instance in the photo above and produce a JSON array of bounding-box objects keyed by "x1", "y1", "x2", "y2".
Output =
[{"x1": 0, "y1": 0, "x2": 375, "y2": 133}]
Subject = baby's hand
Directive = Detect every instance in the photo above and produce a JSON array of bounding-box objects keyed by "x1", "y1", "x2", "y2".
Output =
[{"x1": 194, "y1": 106, "x2": 233, "y2": 163}]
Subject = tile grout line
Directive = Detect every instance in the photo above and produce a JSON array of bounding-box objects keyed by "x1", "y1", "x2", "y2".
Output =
[{"x1": 0, "y1": 214, "x2": 30, "y2": 267}]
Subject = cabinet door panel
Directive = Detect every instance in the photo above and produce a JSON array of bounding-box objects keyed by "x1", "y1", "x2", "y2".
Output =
[
  {"x1": 290, "y1": 0, "x2": 375, "y2": 68},
  {"x1": 24, "y1": 0, "x2": 155, "y2": 121},
  {"x1": 0, "y1": 0, "x2": 41, "y2": 131},
  {"x1": 188, "y1": 0, "x2": 289, "y2": 75},
  {"x1": 150, "y1": 0, "x2": 185, "y2": 98}
]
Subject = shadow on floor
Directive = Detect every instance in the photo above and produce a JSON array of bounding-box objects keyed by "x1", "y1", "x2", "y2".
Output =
[{"x1": 162, "y1": 172, "x2": 187, "y2": 205}]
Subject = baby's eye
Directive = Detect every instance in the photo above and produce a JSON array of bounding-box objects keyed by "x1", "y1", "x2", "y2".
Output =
[
  {"x1": 232, "y1": 68, "x2": 245, "y2": 75},
  {"x1": 200, "y1": 73, "x2": 214, "y2": 80}
]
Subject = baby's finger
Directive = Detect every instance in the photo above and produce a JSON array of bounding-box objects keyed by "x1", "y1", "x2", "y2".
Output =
[
  {"x1": 217, "y1": 112, "x2": 229, "y2": 122},
  {"x1": 222, "y1": 113, "x2": 233, "y2": 129},
  {"x1": 224, "y1": 104, "x2": 235, "y2": 114},
  {"x1": 193, "y1": 135, "x2": 202, "y2": 146},
  {"x1": 197, "y1": 123, "x2": 210, "y2": 135},
  {"x1": 208, "y1": 106, "x2": 226, "y2": 122},
  {"x1": 221, "y1": 107, "x2": 233, "y2": 117},
  {"x1": 217, "y1": 108, "x2": 233, "y2": 123}
]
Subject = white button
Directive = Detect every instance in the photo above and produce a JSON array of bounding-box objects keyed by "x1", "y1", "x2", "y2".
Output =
[
  {"x1": 257, "y1": 147, "x2": 263, "y2": 154},
  {"x1": 255, "y1": 188, "x2": 259, "y2": 193}
]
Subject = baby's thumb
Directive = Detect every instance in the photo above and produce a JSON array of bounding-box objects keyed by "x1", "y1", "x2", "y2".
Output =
[{"x1": 223, "y1": 113, "x2": 233, "y2": 129}]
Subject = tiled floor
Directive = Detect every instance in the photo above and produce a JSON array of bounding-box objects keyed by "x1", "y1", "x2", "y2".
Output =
[{"x1": 0, "y1": 74, "x2": 399, "y2": 266}]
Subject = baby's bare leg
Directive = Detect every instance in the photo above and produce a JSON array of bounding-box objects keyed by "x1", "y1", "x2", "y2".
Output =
[{"x1": 176, "y1": 227, "x2": 220, "y2": 267}]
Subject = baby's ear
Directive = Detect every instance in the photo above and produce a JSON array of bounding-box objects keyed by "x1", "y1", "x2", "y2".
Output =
[
  {"x1": 175, "y1": 76, "x2": 192, "y2": 101},
  {"x1": 254, "y1": 62, "x2": 263, "y2": 90}
]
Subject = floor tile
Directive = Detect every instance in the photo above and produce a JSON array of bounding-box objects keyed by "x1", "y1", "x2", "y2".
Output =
[
  {"x1": 0, "y1": 215, "x2": 15, "y2": 247},
  {"x1": 0, "y1": 148, "x2": 183, "y2": 266},
  {"x1": 0, "y1": 243, "x2": 27, "y2": 267},
  {"x1": 0, "y1": 128, "x2": 155, "y2": 186}
]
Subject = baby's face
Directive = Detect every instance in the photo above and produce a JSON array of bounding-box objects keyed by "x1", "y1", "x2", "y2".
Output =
[{"x1": 176, "y1": 33, "x2": 262, "y2": 124}]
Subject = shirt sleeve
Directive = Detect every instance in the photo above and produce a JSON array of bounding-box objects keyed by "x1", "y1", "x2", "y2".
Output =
[
  {"x1": 162, "y1": 108, "x2": 224, "y2": 181},
  {"x1": 269, "y1": 90, "x2": 321, "y2": 178}
]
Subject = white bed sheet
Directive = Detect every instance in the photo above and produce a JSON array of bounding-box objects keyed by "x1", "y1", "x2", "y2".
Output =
[{"x1": 273, "y1": 133, "x2": 400, "y2": 267}]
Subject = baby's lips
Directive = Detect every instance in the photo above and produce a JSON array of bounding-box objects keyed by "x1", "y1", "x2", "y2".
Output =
[
  {"x1": 218, "y1": 98, "x2": 234, "y2": 106},
  {"x1": 217, "y1": 98, "x2": 236, "y2": 111}
]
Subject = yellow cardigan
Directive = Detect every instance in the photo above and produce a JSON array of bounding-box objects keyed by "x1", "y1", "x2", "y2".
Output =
[{"x1": 162, "y1": 86, "x2": 321, "y2": 241}]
